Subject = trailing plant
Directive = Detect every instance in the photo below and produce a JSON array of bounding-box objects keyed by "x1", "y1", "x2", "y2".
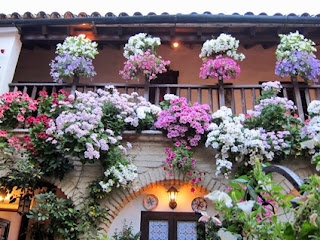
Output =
[
  {"x1": 163, "y1": 142, "x2": 203, "y2": 192},
  {"x1": 199, "y1": 55, "x2": 241, "y2": 81},
  {"x1": 275, "y1": 31, "x2": 320, "y2": 82},
  {"x1": 120, "y1": 33, "x2": 170, "y2": 81},
  {"x1": 50, "y1": 34, "x2": 98, "y2": 83}
]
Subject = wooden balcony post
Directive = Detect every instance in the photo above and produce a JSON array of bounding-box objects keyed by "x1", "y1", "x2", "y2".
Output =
[
  {"x1": 70, "y1": 74, "x2": 79, "y2": 95},
  {"x1": 218, "y1": 79, "x2": 225, "y2": 107},
  {"x1": 144, "y1": 76, "x2": 150, "y2": 101},
  {"x1": 291, "y1": 75, "x2": 305, "y2": 121}
]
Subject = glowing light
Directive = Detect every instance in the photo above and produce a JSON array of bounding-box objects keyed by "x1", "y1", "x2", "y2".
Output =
[{"x1": 172, "y1": 42, "x2": 180, "y2": 48}]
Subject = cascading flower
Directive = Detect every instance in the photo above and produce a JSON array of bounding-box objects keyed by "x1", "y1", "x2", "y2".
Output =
[
  {"x1": 50, "y1": 34, "x2": 98, "y2": 83},
  {"x1": 275, "y1": 50, "x2": 320, "y2": 82},
  {"x1": 155, "y1": 95, "x2": 211, "y2": 146},
  {"x1": 119, "y1": 50, "x2": 170, "y2": 81},
  {"x1": 275, "y1": 31, "x2": 320, "y2": 82},
  {"x1": 199, "y1": 56, "x2": 241, "y2": 80},
  {"x1": 120, "y1": 33, "x2": 170, "y2": 81}
]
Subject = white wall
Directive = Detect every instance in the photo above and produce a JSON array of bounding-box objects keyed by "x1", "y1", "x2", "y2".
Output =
[{"x1": 0, "y1": 27, "x2": 22, "y2": 94}]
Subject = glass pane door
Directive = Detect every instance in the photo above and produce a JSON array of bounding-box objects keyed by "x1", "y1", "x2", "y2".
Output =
[
  {"x1": 149, "y1": 220, "x2": 169, "y2": 240},
  {"x1": 177, "y1": 221, "x2": 197, "y2": 240}
]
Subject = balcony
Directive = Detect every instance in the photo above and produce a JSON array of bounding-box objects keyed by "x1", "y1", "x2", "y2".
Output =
[{"x1": 9, "y1": 80, "x2": 320, "y2": 120}]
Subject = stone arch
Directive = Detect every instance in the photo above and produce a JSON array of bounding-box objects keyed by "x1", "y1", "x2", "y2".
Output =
[{"x1": 99, "y1": 172, "x2": 229, "y2": 231}]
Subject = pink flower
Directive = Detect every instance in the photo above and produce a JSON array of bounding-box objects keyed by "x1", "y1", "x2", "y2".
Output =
[
  {"x1": 17, "y1": 114, "x2": 25, "y2": 122},
  {"x1": 0, "y1": 131, "x2": 7, "y2": 137},
  {"x1": 23, "y1": 136, "x2": 31, "y2": 143}
]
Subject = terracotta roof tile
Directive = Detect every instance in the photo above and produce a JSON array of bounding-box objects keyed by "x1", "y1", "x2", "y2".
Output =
[{"x1": 0, "y1": 11, "x2": 320, "y2": 20}]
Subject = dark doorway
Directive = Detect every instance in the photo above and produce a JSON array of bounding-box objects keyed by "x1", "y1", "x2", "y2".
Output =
[{"x1": 140, "y1": 211, "x2": 204, "y2": 240}]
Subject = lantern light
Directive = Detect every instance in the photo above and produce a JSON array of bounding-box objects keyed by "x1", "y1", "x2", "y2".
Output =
[{"x1": 167, "y1": 186, "x2": 178, "y2": 210}]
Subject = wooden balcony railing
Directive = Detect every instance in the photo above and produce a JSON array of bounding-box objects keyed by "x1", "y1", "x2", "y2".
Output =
[{"x1": 9, "y1": 81, "x2": 320, "y2": 120}]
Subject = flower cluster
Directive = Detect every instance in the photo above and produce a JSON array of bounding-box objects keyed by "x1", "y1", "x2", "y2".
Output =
[
  {"x1": 99, "y1": 162, "x2": 139, "y2": 193},
  {"x1": 275, "y1": 50, "x2": 320, "y2": 82},
  {"x1": 55, "y1": 34, "x2": 98, "y2": 58},
  {"x1": 276, "y1": 31, "x2": 316, "y2": 61},
  {"x1": 300, "y1": 100, "x2": 320, "y2": 171},
  {"x1": 123, "y1": 33, "x2": 161, "y2": 59},
  {"x1": 206, "y1": 106, "x2": 269, "y2": 176},
  {"x1": 120, "y1": 33, "x2": 170, "y2": 81},
  {"x1": 244, "y1": 83, "x2": 304, "y2": 161},
  {"x1": 50, "y1": 34, "x2": 98, "y2": 83},
  {"x1": 155, "y1": 95, "x2": 211, "y2": 147},
  {"x1": 199, "y1": 33, "x2": 245, "y2": 61},
  {"x1": 275, "y1": 31, "x2": 320, "y2": 82},
  {"x1": 119, "y1": 50, "x2": 170, "y2": 81},
  {"x1": 0, "y1": 91, "x2": 37, "y2": 129},
  {"x1": 52, "y1": 86, "x2": 161, "y2": 164},
  {"x1": 163, "y1": 143, "x2": 202, "y2": 190},
  {"x1": 261, "y1": 81, "x2": 282, "y2": 94},
  {"x1": 199, "y1": 56, "x2": 241, "y2": 80}
]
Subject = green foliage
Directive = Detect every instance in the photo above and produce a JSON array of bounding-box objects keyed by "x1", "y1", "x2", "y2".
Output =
[
  {"x1": 28, "y1": 192, "x2": 80, "y2": 240},
  {"x1": 101, "y1": 102, "x2": 126, "y2": 136},
  {"x1": 27, "y1": 191, "x2": 109, "y2": 240}
]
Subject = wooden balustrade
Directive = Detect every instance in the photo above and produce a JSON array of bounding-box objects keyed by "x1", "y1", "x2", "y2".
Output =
[{"x1": 9, "y1": 81, "x2": 320, "y2": 119}]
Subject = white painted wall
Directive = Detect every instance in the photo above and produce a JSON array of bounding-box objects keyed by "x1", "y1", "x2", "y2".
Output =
[
  {"x1": 108, "y1": 184, "x2": 217, "y2": 237},
  {"x1": 0, "y1": 27, "x2": 22, "y2": 94}
]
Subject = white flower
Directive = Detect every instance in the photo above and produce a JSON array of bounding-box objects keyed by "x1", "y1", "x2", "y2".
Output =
[
  {"x1": 164, "y1": 93, "x2": 179, "y2": 101},
  {"x1": 205, "y1": 190, "x2": 233, "y2": 208},
  {"x1": 217, "y1": 229, "x2": 239, "y2": 240},
  {"x1": 237, "y1": 200, "x2": 256, "y2": 215},
  {"x1": 308, "y1": 100, "x2": 320, "y2": 115}
]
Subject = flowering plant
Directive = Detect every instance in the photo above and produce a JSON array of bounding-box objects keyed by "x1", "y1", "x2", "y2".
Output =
[
  {"x1": 199, "y1": 56, "x2": 241, "y2": 80},
  {"x1": 119, "y1": 50, "x2": 170, "y2": 81},
  {"x1": 163, "y1": 143, "x2": 202, "y2": 191},
  {"x1": 276, "y1": 31, "x2": 317, "y2": 60},
  {"x1": 206, "y1": 106, "x2": 270, "y2": 177},
  {"x1": 275, "y1": 50, "x2": 320, "y2": 82},
  {"x1": 275, "y1": 31, "x2": 320, "y2": 82},
  {"x1": 123, "y1": 32, "x2": 161, "y2": 59},
  {"x1": 120, "y1": 33, "x2": 170, "y2": 81},
  {"x1": 50, "y1": 34, "x2": 98, "y2": 83},
  {"x1": 155, "y1": 95, "x2": 211, "y2": 147},
  {"x1": 300, "y1": 100, "x2": 320, "y2": 171},
  {"x1": 244, "y1": 81, "x2": 304, "y2": 161},
  {"x1": 201, "y1": 159, "x2": 320, "y2": 239},
  {"x1": 99, "y1": 162, "x2": 139, "y2": 194},
  {"x1": 0, "y1": 91, "x2": 37, "y2": 129},
  {"x1": 199, "y1": 33, "x2": 245, "y2": 61}
]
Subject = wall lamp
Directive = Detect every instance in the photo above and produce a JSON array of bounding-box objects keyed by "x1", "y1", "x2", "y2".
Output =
[{"x1": 167, "y1": 186, "x2": 178, "y2": 210}]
